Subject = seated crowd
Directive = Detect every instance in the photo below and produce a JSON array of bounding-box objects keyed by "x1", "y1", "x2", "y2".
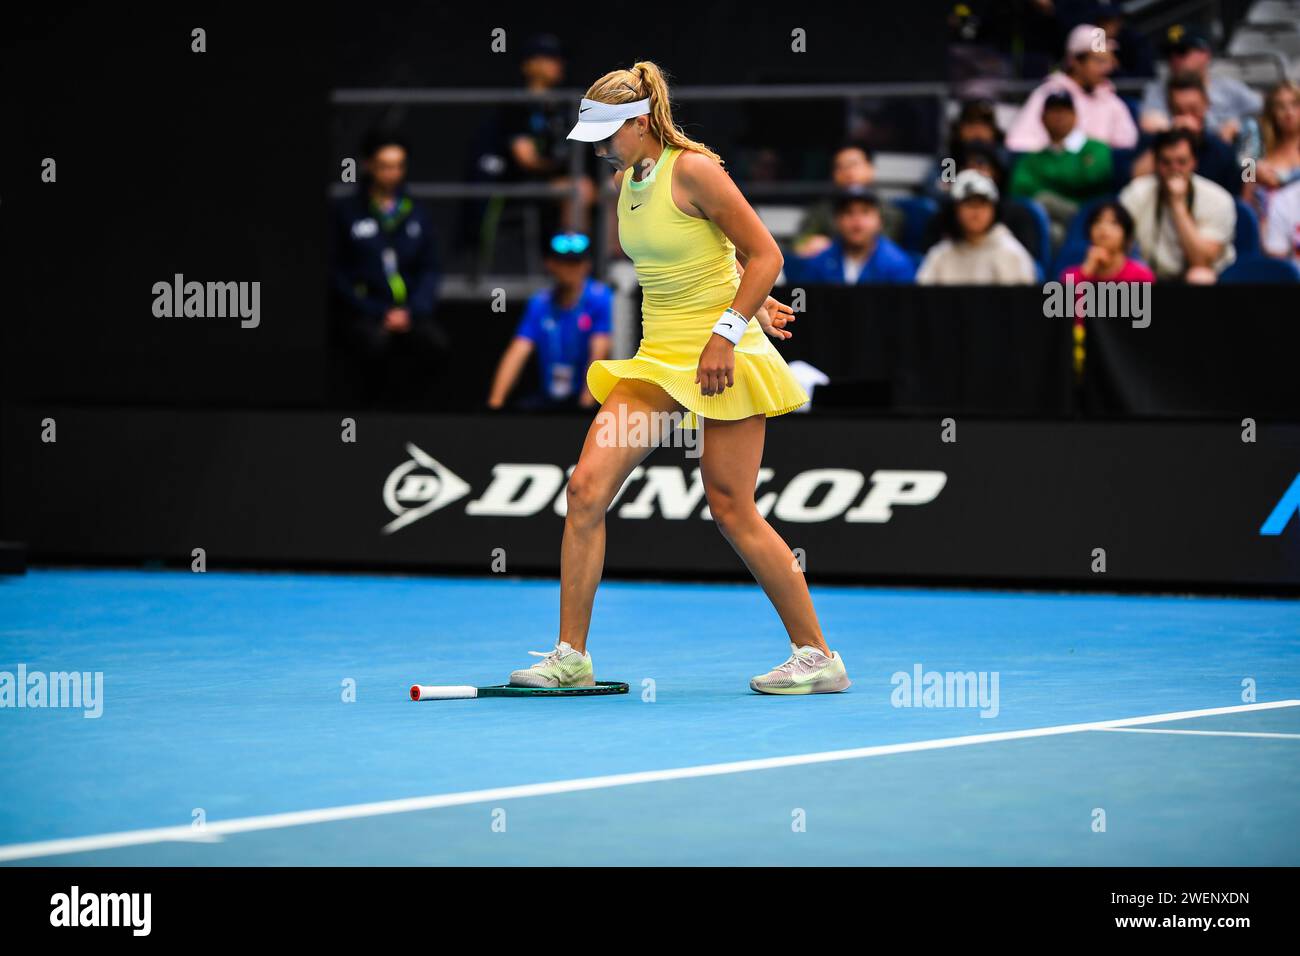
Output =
[{"x1": 786, "y1": 22, "x2": 1300, "y2": 287}]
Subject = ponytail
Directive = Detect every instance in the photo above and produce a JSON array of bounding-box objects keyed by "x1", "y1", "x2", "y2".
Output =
[{"x1": 583, "y1": 60, "x2": 724, "y2": 165}]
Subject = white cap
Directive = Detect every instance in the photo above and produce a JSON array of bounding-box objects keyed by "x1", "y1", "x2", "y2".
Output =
[
  {"x1": 1066, "y1": 23, "x2": 1117, "y2": 56},
  {"x1": 566, "y1": 97, "x2": 651, "y2": 142},
  {"x1": 951, "y1": 168, "x2": 999, "y2": 203}
]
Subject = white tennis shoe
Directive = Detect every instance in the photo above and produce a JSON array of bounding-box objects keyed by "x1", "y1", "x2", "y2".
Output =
[
  {"x1": 509, "y1": 641, "x2": 595, "y2": 688},
  {"x1": 750, "y1": 643, "x2": 851, "y2": 695}
]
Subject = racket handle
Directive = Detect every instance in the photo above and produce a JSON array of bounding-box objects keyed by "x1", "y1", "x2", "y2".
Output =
[{"x1": 410, "y1": 684, "x2": 478, "y2": 701}]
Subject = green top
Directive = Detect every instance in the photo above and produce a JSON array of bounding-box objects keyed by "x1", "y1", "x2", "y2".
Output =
[{"x1": 1009, "y1": 138, "x2": 1113, "y2": 203}]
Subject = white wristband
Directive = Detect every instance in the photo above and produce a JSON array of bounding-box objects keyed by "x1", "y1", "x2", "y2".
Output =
[{"x1": 711, "y1": 308, "x2": 749, "y2": 345}]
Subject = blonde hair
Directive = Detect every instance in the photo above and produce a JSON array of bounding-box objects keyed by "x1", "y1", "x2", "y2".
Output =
[
  {"x1": 1261, "y1": 81, "x2": 1300, "y2": 155},
  {"x1": 583, "y1": 60, "x2": 723, "y2": 165}
]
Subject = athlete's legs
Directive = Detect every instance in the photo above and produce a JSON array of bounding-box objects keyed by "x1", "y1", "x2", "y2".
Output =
[
  {"x1": 559, "y1": 378, "x2": 685, "y2": 652},
  {"x1": 700, "y1": 413, "x2": 829, "y2": 655}
]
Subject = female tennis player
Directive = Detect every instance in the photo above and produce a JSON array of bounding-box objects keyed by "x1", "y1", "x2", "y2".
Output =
[{"x1": 510, "y1": 61, "x2": 850, "y2": 695}]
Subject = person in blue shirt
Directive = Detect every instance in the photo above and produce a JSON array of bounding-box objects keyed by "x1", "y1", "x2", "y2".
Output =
[
  {"x1": 785, "y1": 187, "x2": 917, "y2": 285},
  {"x1": 488, "y1": 232, "x2": 612, "y2": 410},
  {"x1": 331, "y1": 130, "x2": 446, "y2": 403}
]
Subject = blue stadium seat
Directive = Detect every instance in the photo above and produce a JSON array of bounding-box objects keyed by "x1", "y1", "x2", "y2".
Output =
[
  {"x1": 1009, "y1": 197, "x2": 1052, "y2": 276},
  {"x1": 1234, "y1": 199, "x2": 1261, "y2": 257},
  {"x1": 1220, "y1": 255, "x2": 1300, "y2": 283},
  {"x1": 892, "y1": 196, "x2": 939, "y2": 253},
  {"x1": 1110, "y1": 148, "x2": 1138, "y2": 190},
  {"x1": 1062, "y1": 196, "x2": 1113, "y2": 246}
]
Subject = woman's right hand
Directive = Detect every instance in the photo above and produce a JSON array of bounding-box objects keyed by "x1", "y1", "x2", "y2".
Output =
[{"x1": 696, "y1": 335, "x2": 736, "y2": 396}]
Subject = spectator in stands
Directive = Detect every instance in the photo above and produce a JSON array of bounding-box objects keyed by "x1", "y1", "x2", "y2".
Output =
[
  {"x1": 786, "y1": 187, "x2": 915, "y2": 285},
  {"x1": 1138, "y1": 24, "x2": 1262, "y2": 145},
  {"x1": 917, "y1": 170, "x2": 1038, "y2": 284},
  {"x1": 1242, "y1": 81, "x2": 1300, "y2": 228},
  {"x1": 500, "y1": 34, "x2": 595, "y2": 234},
  {"x1": 924, "y1": 141, "x2": 1043, "y2": 264},
  {"x1": 793, "y1": 144, "x2": 903, "y2": 256},
  {"x1": 1059, "y1": 200, "x2": 1155, "y2": 283},
  {"x1": 1130, "y1": 73, "x2": 1242, "y2": 196},
  {"x1": 925, "y1": 100, "x2": 1010, "y2": 202},
  {"x1": 487, "y1": 232, "x2": 611, "y2": 410},
  {"x1": 1119, "y1": 128, "x2": 1236, "y2": 282},
  {"x1": 1009, "y1": 89, "x2": 1114, "y2": 245},
  {"x1": 1086, "y1": 0, "x2": 1155, "y2": 79},
  {"x1": 1006, "y1": 23, "x2": 1138, "y2": 152},
  {"x1": 331, "y1": 130, "x2": 447, "y2": 403},
  {"x1": 1263, "y1": 180, "x2": 1300, "y2": 264}
]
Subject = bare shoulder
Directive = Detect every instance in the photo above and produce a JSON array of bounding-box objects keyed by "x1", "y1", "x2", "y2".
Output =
[
  {"x1": 673, "y1": 148, "x2": 729, "y2": 190},
  {"x1": 613, "y1": 167, "x2": 626, "y2": 190}
]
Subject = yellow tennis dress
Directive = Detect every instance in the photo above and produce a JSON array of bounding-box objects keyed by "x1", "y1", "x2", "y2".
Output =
[{"x1": 585, "y1": 146, "x2": 809, "y2": 429}]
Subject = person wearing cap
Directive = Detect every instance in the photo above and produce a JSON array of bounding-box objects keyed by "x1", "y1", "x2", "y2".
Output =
[
  {"x1": 916, "y1": 169, "x2": 1038, "y2": 285},
  {"x1": 792, "y1": 143, "x2": 904, "y2": 257},
  {"x1": 504, "y1": 60, "x2": 851, "y2": 698},
  {"x1": 785, "y1": 187, "x2": 915, "y2": 285},
  {"x1": 1119, "y1": 128, "x2": 1236, "y2": 282},
  {"x1": 1005, "y1": 23, "x2": 1138, "y2": 152},
  {"x1": 1138, "y1": 24, "x2": 1263, "y2": 144},
  {"x1": 922, "y1": 140, "x2": 1043, "y2": 264},
  {"x1": 1010, "y1": 89, "x2": 1114, "y2": 245},
  {"x1": 487, "y1": 232, "x2": 611, "y2": 411}
]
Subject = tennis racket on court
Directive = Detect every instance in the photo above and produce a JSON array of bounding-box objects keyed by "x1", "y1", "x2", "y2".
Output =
[{"x1": 410, "y1": 681, "x2": 629, "y2": 701}]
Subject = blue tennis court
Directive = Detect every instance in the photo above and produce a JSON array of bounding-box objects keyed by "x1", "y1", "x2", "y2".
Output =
[{"x1": 1, "y1": 569, "x2": 1297, "y2": 865}]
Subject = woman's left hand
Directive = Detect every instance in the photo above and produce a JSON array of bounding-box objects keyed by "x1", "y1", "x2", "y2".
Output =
[{"x1": 756, "y1": 296, "x2": 796, "y2": 341}]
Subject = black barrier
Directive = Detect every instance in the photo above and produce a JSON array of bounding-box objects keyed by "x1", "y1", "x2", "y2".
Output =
[
  {"x1": 338, "y1": 286, "x2": 1300, "y2": 419},
  {"x1": 3, "y1": 406, "x2": 1298, "y2": 588}
]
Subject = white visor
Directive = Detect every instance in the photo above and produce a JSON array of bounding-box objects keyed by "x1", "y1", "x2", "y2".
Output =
[{"x1": 566, "y1": 97, "x2": 651, "y2": 142}]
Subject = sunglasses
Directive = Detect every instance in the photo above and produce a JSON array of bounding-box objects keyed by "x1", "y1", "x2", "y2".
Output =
[{"x1": 550, "y1": 233, "x2": 591, "y2": 256}]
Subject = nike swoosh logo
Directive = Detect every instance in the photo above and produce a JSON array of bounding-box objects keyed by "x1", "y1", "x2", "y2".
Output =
[
  {"x1": 630, "y1": 203, "x2": 643, "y2": 210},
  {"x1": 579, "y1": 107, "x2": 592, "y2": 113}
]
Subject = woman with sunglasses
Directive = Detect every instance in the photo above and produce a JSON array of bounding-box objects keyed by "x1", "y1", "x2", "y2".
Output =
[{"x1": 507, "y1": 61, "x2": 850, "y2": 696}]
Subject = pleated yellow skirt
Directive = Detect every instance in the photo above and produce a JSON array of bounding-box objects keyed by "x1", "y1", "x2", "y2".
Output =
[{"x1": 587, "y1": 311, "x2": 809, "y2": 430}]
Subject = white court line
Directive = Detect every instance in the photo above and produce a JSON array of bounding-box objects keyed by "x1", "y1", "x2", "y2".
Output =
[
  {"x1": 1094, "y1": 727, "x2": 1300, "y2": 740},
  {"x1": 1, "y1": 698, "x2": 1296, "y2": 863}
]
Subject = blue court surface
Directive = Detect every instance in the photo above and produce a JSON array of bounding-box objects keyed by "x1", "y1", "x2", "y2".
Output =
[{"x1": 1, "y1": 569, "x2": 1297, "y2": 865}]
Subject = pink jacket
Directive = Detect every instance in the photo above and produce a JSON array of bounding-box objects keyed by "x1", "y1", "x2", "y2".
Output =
[{"x1": 1005, "y1": 71, "x2": 1139, "y2": 152}]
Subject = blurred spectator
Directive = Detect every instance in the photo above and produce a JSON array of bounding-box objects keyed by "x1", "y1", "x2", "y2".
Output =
[
  {"x1": 1241, "y1": 82, "x2": 1300, "y2": 226},
  {"x1": 794, "y1": 144, "x2": 904, "y2": 256},
  {"x1": 786, "y1": 187, "x2": 916, "y2": 285},
  {"x1": 1060, "y1": 200, "x2": 1155, "y2": 283},
  {"x1": 487, "y1": 233, "x2": 611, "y2": 410},
  {"x1": 925, "y1": 141, "x2": 1043, "y2": 262},
  {"x1": 499, "y1": 34, "x2": 595, "y2": 234},
  {"x1": 917, "y1": 170, "x2": 1038, "y2": 284},
  {"x1": 925, "y1": 100, "x2": 1011, "y2": 201},
  {"x1": 1263, "y1": 179, "x2": 1300, "y2": 263},
  {"x1": 331, "y1": 131, "x2": 446, "y2": 403},
  {"x1": 1130, "y1": 73, "x2": 1242, "y2": 196},
  {"x1": 1119, "y1": 128, "x2": 1235, "y2": 282},
  {"x1": 1138, "y1": 24, "x2": 1262, "y2": 145},
  {"x1": 1009, "y1": 89, "x2": 1113, "y2": 244},
  {"x1": 1006, "y1": 24, "x2": 1138, "y2": 151},
  {"x1": 1084, "y1": 0, "x2": 1155, "y2": 79}
]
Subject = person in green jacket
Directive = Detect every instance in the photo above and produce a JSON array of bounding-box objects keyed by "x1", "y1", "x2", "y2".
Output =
[{"x1": 1010, "y1": 90, "x2": 1114, "y2": 246}]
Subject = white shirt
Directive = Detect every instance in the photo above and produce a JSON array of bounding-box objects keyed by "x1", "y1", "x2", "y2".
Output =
[
  {"x1": 916, "y1": 223, "x2": 1038, "y2": 285},
  {"x1": 1119, "y1": 173, "x2": 1237, "y2": 279},
  {"x1": 1264, "y1": 180, "x2": 1300, "y2": 262}
]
